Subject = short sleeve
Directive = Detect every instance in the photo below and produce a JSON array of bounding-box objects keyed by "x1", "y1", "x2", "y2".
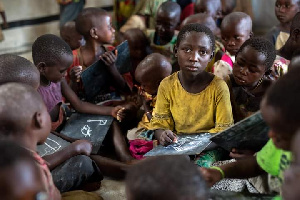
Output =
[
  {"x1": 150, "y1": 79, "x2": 175, "y2": 131},
  {"x1": 256, "y1": 140, "x2": 281, "y2": 176},
  {"x1": 209, "y1": 79, "x2": 233, "y2": 133}
]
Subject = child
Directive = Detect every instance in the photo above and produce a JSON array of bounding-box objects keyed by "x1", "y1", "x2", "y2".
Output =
[
  {"x1": 0, "y1": 83, "x2": 61, "y2": 199},
  {"x1": 146, "y1": 1, "x2": 181, "y2": 66},
  {"x1": 282, "y1": 129, "x2": 300, "y2": 200},
  {"x1": 60, "y1": 21, "x2": 85, "y2": 50},
  {"x1": 0, "y1": 54, "x2": 128, "y2": 193},
  {"x1": 194, "y1": 0, "x2": 222, "y2": 21},
  {"x1": 151, "y1": 23, "x2": 233, "y2": 145},
  {"x1": 32, "y1": 34, "x2": 134, "y2": 162},
  {"x1": 226, "y1": 37, "x2": 276, "y2": 123},
  {"x1": 68, "y1": 7, "x2": 131, "y2": 97},
  {"x1": 212, "y1": 12, "x2": 252, "y2": 79},
  {"x1": 126, "y1": 155, "x2": 209, "y2": 200},
  {"x1": 127, "y1": 53, "x2": 172, "y2": 158},
  {"x1": 0, "y1": 140, "x2": 47, "y2": 199},
  {"x1": 221, "y1": 0, "x2": 236, "y2": 17},
  {"x1": 265, "y1": 0, "x2": 300, "y2": 50},
  {"x1": 200, "y1": 67, "x2": 300, "y2": 195}
]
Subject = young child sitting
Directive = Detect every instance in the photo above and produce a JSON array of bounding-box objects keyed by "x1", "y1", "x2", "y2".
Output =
[
  {"x1": 213, "y1": 12, "x2": 252, "y2": 79},
  {"x1": 0, "y1": 83, "x2": 61, "y2": 199},
  {"x1": 201, "y1": 66, "x2": 300, "y2": 195},
  {"x1": 151, "y1": 23, "x2": 233, "y2": 146},
  {"x1": 265, "y1": 0, "x2": 300, "y2": 50},
  {"x1": 0, "y1": 140, "x2": 47, "y2": 200},
  {"x1": 60, "y1": 21, "x2": 85, "y2": 50},
  {"x1": 127, "y1": 53, "x2": 172, "y2": 159},
  {"x1": 32, "y1": 34, "x2": 134, "y2": 162},
  {"x1": 126, "y1": 155, "x2": 209, "y2": 200},
  {"x1": 67, "y1": 7, "x2": 132, "y2": 97},
  {"x1": 194, "y1": 0, "x2": 222, "y2": 22},
  {"x1": 226, "y1": 37, "x2": 276, "y2": 123},
  {"x1": 146, "y1": 1, "x2": 181, "y2": 67}
]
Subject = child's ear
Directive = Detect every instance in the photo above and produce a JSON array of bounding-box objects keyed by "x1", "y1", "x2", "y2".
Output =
[
  {"x1": 90, "y1": 27, "x2": 99, "y2": 39},
  {"x1": 292, "y1": 28, "x2": 300, "y2": 41},
  {"x1": 173, "y1": 46, "x2": 178, "y2": 57},
  {"x1": 249, "y1": 31, "x2": 254, "y2": 38},
  {"x1": 37, "y1": 62, "x2": 47, "y2": 75},
  {"x1": 33, "y1": 111, "x2": 43, "y2": 129}
]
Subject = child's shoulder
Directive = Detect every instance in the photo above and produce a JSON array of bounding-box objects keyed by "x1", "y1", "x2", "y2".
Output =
[{"x1": 211, "y1": 75, "x2": 230, "y2": 90}]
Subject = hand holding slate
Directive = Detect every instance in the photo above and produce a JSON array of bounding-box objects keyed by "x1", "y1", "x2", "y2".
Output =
[
  {"x1": 157, "y1": 129, "x2": 177, "y2": 146},
  {"x1": 99, "y1": 49, "x2": 117, "y2": 69},
  {"x1": 70, "y1": 65, "x2": 83, "y2": 83},
  {"x1": 229, "y1": 148, "x2": 255, "y2": 160}
]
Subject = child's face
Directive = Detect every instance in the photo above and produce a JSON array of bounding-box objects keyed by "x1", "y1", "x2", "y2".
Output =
[
  {"x1": 232, "y1": 46, "x2": 266, "y2": 88},
  {"x1": 261, "y1": 98, "x2": 294, "y2": 151},
  {"x1": 155, "y1": 11, "x2": 179, "y2": 42},
  {"x1": 176, "y1": 32, "x2": 213, "y2": 75},
  {"x1": 195, "y1": 0, "x2": 221, "y2": 20},
  {"x1": 282, "y1": 131, "x2": 300, "y2": 200},
  {"x1": 135, "y1": 71, "x2": 159, "y2": 95},
  {"x1": 275, "y1": 0, "x2": 300, "y2": 24},
  {"x1": 221, "y1": 19, "x2": 251, "y2": 56},
  {"x1": 43, "y1": 54, "x2": 73, "y2": 83},
  {"x1": 96, "y1": 15, "x2": 115, "y2": 44},
  {"x1": 0, "y1": 160, "x2": 46, "y2": 200},
  {"x1": 127, "y1": 35, "x2": 147, "y2": 60}
]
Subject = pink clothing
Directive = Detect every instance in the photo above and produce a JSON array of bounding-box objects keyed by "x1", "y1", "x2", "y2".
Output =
[
  {"x1": 31, "y1": 151, "x2": 61, "y2": 200},
  {"x1": 129, "y1": 139, "x2": 153, "y2": 160},
  {"x1": 38, "y1": 82, "x2": 62, "y2": 112}
]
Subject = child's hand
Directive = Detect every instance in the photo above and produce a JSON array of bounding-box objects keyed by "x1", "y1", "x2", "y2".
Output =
[
  {"x1": 99, "y1": 50, "x2": 117, "y2": 69},
  {"x1": 71, "y1": 140, "x2": 92, "y2": 156},
  {"x1": 199, "y1": 167, "x2": 223, "y2": 187},
  {"x1": 229, "y1": 148, "x2": 255, "y2": 160},
  {"x1": 159, "y1": 130, "x2": 177, "y2": 146},
  {"x1": 111, "y1": 105, "x2": 126, "y2": 122},
  {"x1": 70, "y1": 65, "x2": 82, "y2": 83}
]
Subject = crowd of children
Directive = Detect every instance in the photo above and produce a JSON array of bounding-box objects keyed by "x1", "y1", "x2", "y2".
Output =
[{"x1": 2, "y1": 0, "x2": 300, "y2": 199}]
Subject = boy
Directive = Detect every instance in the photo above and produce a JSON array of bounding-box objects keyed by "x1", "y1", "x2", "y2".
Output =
[
  {"x1": 60, "y1": 21, "x2": 85, "y2": 50},
  {"x1": 0, "y1": 140, "x2": 47, "y2": 200},
  {"x1": 126, "y1": 155, "x2": 209, "y2": 200},
  {"x1": 212, "y1": 12, "x2": 252, "y2": 79},
  {"x1": 265, "y1": 0, "x2": 300, "y2": 50},
  {"x1": 194, "y1": 0, "x2": 222, "y2": 21},
  {"x1": 201, "y1": 67, "x2": 300, "y2": 195},
  {"x1": 0, "y1": 83, "x2": 61, "y2": 199},
  {"x1": 146, "y1": 1, "x2": 181, "y2": 66}
]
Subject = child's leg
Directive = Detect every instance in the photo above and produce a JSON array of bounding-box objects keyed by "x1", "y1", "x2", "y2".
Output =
[
  {"x1": 90, "y1": 155, "x2": 129, "y2": 179},
  {"x1": 109, "y1": 120, "x2": 134, "y2": 162}
]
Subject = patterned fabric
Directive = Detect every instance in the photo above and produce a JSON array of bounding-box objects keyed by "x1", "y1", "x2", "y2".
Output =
[
  {"x1": 150, "y1": 72, "x2": 233, "y2": 134},
  {"x1": 275, "y1": 32, "x2": 289, "y2": 50},
  {"x1": 213, "y1": 51, "x2": 234, "y2": 80},
  {"x1": 31, "y1": 151, "x2": 61, "y2": 200},
  {"x1": 268, "y1": 55, "x2": 290, "y2": 80},
  {"x1": 114, "y1": 0, "x2": 136, "y2": 29}
]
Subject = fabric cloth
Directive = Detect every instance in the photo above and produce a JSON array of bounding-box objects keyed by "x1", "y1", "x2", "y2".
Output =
[
  {"x1": 268, "y1": 55, "x2": 290, "y2": 80},
  {"x1": 206, "y1": 39, "x2": 225, "y2": 73},
  {"x1": 52, "y1": 155, "x2": 103, "y2": 193},
  {"x1": 213, "y1": 51, "x2": 234, "y2": 80},
  {"x1": 129, "y1": 139, "x2": 153, "y2": 159},
  {"x1": 59, "y1": 0, "x2": 85, "y2": 27},
  {"x1": 51, "y1": 106, "x2": 64, "y2": 131},
  {"x1": 119, "y1": 14, "x2": 146, "y2": 33},
  {"x1": 146, "y1": 29, "x2": 178, "y2": 65},
  {"x1": 150, "y1": 72, "x2": 233, "y2": 134},
  {"x1": 265, "y1": 26, "x2": 289, "y2": 50},
  {"x1": 256, "y1": 139, "x2": 291, "y2": 192},
  {"x1": 31, "y1": 151, "x2": 61, "y2": 200},
  {"x1": 114, "y1": 0, "x2": 137, "y2": 29},
  {"x1": 38, "y1": 82, "x2": 63, "y2": 113},
  {"x1": 62, "y1": 190, "x2": 102, "y2": 200}
]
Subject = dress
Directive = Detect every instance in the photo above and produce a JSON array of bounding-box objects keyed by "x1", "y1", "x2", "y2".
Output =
[{"x1": 150, "y1": 72, "x2": 233, "y2": 134}]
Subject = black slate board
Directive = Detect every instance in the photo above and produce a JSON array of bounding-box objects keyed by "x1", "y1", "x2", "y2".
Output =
[
  {"x1": 210, "y1": 190, "x2": 275, "y2": 200},
  {"x1": 60, "y1": 113, "x2": 114, "y2": 154},
  {"x1": 37, "y1": 133, "x2": 70, "y2": 157},
  {"x1": 210, "y1": 112, "x2": 269, "y2": 152},
  {"x1": 144, "y1": 133, "x2": 212, "y2": 156},
  {"x1": 81, "y1": 41, "x2": 131, "y2": 101}
]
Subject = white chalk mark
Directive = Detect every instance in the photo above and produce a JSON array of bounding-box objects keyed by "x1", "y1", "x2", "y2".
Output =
[
  {"x1": 40, "y1": 138, "x2": 62, "y2": 157},
  {"x1": 81, "y1": 125, "x2": 92, "y2": 137},
  {"x1": 87, "y1": 119, "x2": 107, "y2": 125}
]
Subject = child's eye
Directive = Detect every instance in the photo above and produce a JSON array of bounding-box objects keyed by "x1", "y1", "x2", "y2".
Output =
[
  {"x1": 184, "y1": 48, "x2": 192, "y2": 53},
  {"x1": 234, "y1": 36, "x2": 241, "y2": 40},
  {"x1": 222, "y1": 37, "x2": 228, "y2": 42},
  {"x1": 200, "y1": 50, "x2": 207, "y2": 55}
]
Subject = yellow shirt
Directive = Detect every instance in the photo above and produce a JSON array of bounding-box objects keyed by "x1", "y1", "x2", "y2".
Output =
[{"x1": 150, "y1": 72, "x2": 233, "y2": 134}]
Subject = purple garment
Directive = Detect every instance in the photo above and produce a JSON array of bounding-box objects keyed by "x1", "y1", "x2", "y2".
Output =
[{"x1": 38, "y1": 82, "x2": 63, "y2": 112}]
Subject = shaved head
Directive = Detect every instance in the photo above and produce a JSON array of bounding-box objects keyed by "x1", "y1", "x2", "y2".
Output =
[
  {"x1": 180, "y1": 13, "x2": 217, "y2": 34},
  {"x1": 221, "y1": 12, "x2": 252, "y2": 33}
]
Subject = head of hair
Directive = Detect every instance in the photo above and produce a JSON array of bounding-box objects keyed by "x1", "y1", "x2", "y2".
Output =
[
  {"x1": 75, "y1": 7, "x2": 108, "y2": 38},
  {"x1": 236, "y1": 37, "x2": 276, "y2": 71},
  {"x1": 221, "y1": 11, "x2": 252, "y2": 32},
  {"x1": 126, "y1": 155, "x2": 208, "y2": 200},
  {"x1": 157, "y1": 1, "x2": 181, "y2": 23},
  {"x1": 60, "y1": 21, "x2": 76, "y2": 39},
  {"x1": 180, "y1": 13, "x2": 217, "y2": 33},
  {"x1": 265, "y1": 67, "x2": 300, "y2": 134},
  {"x1": 177, "y1": 23, "x2": 215, "y2": 51},
  {"x1": 0, "y1": 83, "x2": 45, "y2": 138},
  {"x1": 123, "y1": 28, "x2": 150, "y2": 47},
  {"x1": 32, "y1": 34, "x2": 72, "y2": 66},
  {"x1": 195, "y1": 0, "x2": 222, "y2": 16},
  {"x1": 221, "y1": 0, "x2": 237, "y2": 16},
  {"x1": 0, "y1": 54, "x2": 39, "y2": 88}
]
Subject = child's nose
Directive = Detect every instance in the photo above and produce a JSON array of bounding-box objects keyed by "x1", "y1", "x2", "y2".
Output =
[
  {"x1": 190, "y1": 51, "x2": 200, "y2": 61},
  {"x1": 228, "y1": 38, "x2": 235, "y2": 46}
]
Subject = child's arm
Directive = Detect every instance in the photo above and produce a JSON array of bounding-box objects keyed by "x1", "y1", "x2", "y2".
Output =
[
  {"x1": 100, "y1": 50, "x2": 131, "y2": 93},
  {"x1": 43, "y1": 140, "x2": 92, "y2": 170},
  {"x1": 200, "y1": 156, "x2": 266, "y2": 187},
  {"x1": 61, "y1": 79, "x2": 126, "y2": 120},
  {"x1": 69, "y1": 65, "x2": 83, "y2": 94},
  {"x1": 154, "y1": 129, "x2": 177, "y2": 146}
]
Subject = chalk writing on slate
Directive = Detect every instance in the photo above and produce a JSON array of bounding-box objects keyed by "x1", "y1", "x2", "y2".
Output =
[
  {"x1": 145, "y1": 133, "x2": 211, "y2": 156},
  {"x1": 81, "y1": 40, "x2": 132, "y2": 102},
  {"x1": 37, "y1": 133, "x2": 70, "y2": 157},
  {"x1": 210, "y1": 111, "x2": 269, "y2": 152},
  {"x1": 60, "y1": 113, "x2": 114, "y2": 154}
]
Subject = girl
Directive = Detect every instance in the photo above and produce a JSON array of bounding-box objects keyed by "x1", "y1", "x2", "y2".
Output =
[{"x1": 150, "y1": 23, "x2": 233, "y2": 146}]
